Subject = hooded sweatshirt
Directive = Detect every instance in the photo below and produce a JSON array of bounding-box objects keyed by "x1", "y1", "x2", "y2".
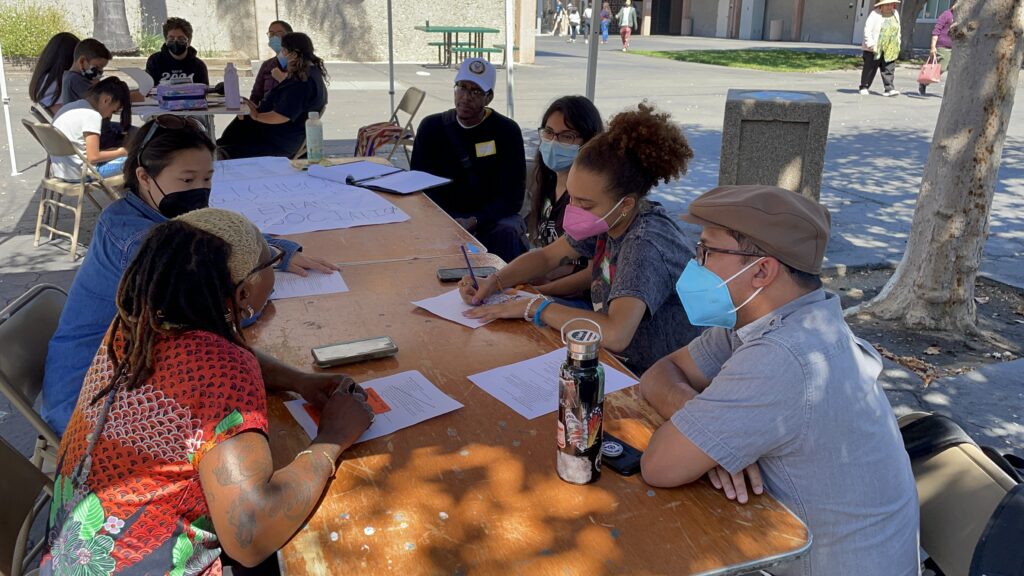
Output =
[{"x1": 145, "y1": 44, "x2": 210, "y2": 86}]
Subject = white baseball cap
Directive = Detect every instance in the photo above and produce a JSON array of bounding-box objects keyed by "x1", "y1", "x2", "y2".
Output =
[{"x1": 455, "y1": 58, "x2": 496, "y2": 93}]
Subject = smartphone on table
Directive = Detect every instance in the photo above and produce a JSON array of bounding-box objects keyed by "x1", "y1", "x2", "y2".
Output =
[
  {"x1": 311, "y1": 336, "x2": 398, "y2": 368},
  {"x1": 436, "y1": 266, "x2": 498, "y2": 283},
  {"x1": 602, "y1": 433, "x2": 644, "y2": 476}
]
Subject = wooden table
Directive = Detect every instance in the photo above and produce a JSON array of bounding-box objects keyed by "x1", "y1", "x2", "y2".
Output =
[
  {"x1": 255, "y1": 196, "x2": 811, "y2": 575},
  {"x1": 414, "y1": 25, "x2": 501, "y2": 67}
]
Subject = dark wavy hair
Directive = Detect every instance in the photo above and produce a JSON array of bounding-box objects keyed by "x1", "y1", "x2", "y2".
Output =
[
  {"x1": 527, "y1": 95, "x2": 603, "y2": 243},
  {"x1": 575, "y1": 102, "x2": 693, "y2": 200},
  {"x1": 29, "y1": 32, "x2": 80, "y2": 107},
  {"x1": 269, "y1": 20, "x2": 293, "y2": 33},
  {"x1": 281, "y1": 32, "x2": 330, "y2": 85}
]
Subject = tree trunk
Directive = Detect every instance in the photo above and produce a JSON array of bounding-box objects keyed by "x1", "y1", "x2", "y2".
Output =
[
  {"x1": 93, "y1": 0, "x2": 139, "y2": 55},
  {"x1": 864, "y1": 0, "x2": 1024, "y2": 332},
  {"x1": 899, "y1": 0, "x2": 928, "y2": 60}
]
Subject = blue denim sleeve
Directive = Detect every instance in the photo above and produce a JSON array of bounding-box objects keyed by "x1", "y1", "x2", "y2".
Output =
[{"x1": 265, "y1": 235, "x2": 301, "y2": 271}]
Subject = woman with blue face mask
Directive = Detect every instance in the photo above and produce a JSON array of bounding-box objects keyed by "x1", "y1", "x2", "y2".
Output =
[
  {"x1": 250, "y1": 20, "x2": 293, "y2": 106},
  {"x1": 459, "y1": 103, "x2": 703, "y2": 374}
]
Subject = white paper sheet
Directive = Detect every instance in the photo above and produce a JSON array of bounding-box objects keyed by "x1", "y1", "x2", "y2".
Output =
[
  {"x1": 467, "y1": 348, "x2": 638, "y2": 420},
  {"x1": 307, "y1": 162, "x2": 401, "y2": 184},
  {"x1": 272, "y1": 270, "x2": 348, "y2": 300},
  {"x1": 120, "y1": 67, "x2": 154, "y2": 96},
  {"x1": 412, "y1": 289, "x2": 530, "y2": 329},
  {"x1": 360, "y1": 170, "x2": 451, "y2": 195},
  {"x1": 210, "y1": 173, "x2": 410, "y2": 234},
  {"x1": 213, "y1": 156, "x2": 298, "y2": 183},
  {"x1": 284, "y1": 370, "x2": 464, "y2": 444}
]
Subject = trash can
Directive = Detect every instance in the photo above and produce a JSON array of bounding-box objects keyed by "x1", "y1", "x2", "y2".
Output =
[{"x1": 769, "y1": 19, "x2": 784, "y2": 41}]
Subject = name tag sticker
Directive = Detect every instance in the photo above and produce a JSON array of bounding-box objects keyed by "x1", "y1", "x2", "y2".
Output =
[{"x1": 475, "y1": 140, "x2": 497, "y2": 157}]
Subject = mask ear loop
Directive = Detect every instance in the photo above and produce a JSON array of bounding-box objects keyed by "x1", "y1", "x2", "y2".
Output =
[
  {"x1": 560, "y1": 317, "x2": 604, "y2": 345},
  {"x1": 716, "y1": 256, "x2": 765, "y2": 288},
  {"x1": 722, "y1": 257, "x2": 766, "y2": 313}
]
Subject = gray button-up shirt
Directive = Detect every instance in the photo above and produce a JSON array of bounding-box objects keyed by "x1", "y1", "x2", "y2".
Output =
[{"x1": 672, "y1": 289, "x2": 920, "y2": 576}]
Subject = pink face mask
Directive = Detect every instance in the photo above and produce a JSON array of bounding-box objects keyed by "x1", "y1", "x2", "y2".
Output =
[{"x1": 562, "y1": 198, "x2": 625, "y2": 241}]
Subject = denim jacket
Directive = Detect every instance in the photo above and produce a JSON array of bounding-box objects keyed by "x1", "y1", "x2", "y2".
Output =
[{"x1": 41, "y1": 192, "x2": 300, "y2": 435}]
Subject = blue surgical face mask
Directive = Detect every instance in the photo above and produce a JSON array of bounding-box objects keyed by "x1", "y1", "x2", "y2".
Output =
[
  {"x1": 675, "y1": 257, "x2": 764, "y2": 329},
  {"x1": 268, "y1": 35, "x2": 283, "y2": 54},
  {"x1": 539, "y1": 140, "x2": 580, "y2": 173},
  {"x1": 277, "y1": 53, "x2": 289, "y2": 70},
  {"x1": 240, "y1": 308, "x2": 262, "y2": 328}
]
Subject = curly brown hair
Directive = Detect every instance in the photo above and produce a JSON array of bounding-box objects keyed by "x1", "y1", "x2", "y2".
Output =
[{"x1": 575, "y1": 102, "x2": 693, "y2": 199}]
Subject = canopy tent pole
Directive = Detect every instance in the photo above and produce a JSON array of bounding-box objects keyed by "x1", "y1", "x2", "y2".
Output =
[
  {"x1": 584, "y1": 6, "x2": 600, "y2": 101},
  {"x1": 387, "y1": 0, "x2": 396, "y2": 114},
  {"x1": 0, "y1": 43, "x2": 20, "y2": 176},
  {"x1": 505, "y1": 0, "x2": 516, "y2": 119}
]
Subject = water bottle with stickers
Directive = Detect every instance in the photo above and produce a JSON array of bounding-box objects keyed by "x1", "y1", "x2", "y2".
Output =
[
  {"x1": 305, "y1": 111, "x2": 323, "y2": 163},
  {"x1": 556, "y1": 319, "x2": 605, "y2": 484}
]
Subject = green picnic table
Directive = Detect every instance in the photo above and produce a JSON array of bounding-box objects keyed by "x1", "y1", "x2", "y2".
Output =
[{"x1": 414, "y1": 25, "x2": 501, "y2": 67}]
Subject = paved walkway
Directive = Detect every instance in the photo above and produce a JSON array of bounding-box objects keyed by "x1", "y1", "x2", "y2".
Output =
[{"x1": 1, "y1": 35, "x2": 1021, "y2": 456}]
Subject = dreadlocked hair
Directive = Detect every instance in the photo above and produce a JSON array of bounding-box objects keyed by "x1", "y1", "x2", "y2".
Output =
[{"x1": 91, "y1": 220, "x2": 245, "y2": 404}]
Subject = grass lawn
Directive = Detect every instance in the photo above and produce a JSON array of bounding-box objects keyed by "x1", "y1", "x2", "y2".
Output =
[{"x1": 632, "y1": 49, "x2": 863, "y2": 72}]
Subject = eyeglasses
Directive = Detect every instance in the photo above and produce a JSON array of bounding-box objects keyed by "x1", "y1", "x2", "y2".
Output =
[
  {"x1": 137, "y1": 115, "x2": 205, "y2": 162},
  {"x1": 234, "y1": 246, "x2": 285, "y2": 289},
  {"x1": 454, "y1": 83, "x2": 487, "y2": 98},
  {"x1": 695, "y1": 241, "x2": 766, "y2": 266},
  {"x1": 539, "y1": 126, "x2": 582, "y2": 145}
]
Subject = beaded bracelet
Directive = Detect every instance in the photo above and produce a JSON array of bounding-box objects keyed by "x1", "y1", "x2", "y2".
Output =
[
  {"x1": 533, "y1": 299, "x2": 555, "y2": 328},
  {"x1": 523, "y1": 294, "x2": 545, "y2": 322},
  {"x1": 296, "y1": 449, "x2": 337, "y2": 477}
]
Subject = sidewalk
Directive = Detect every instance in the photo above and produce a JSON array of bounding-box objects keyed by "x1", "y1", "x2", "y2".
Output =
[{"x1": 1, "y1": 34, "x2": 1021, "y2": 455}]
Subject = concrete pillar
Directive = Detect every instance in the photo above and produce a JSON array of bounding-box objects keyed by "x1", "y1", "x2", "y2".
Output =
[
  {"x1": 719, "y1": 89, "x2": 832, "y2": 201},
  {"x1": 641, "y1": 0, "x2": 652, "y2": 35},
  {"x1": 791, "y1": 0, "x2": 805, "y2": 41},
  {"x1": 517, "y1": 0, "x2": 537, "y2": 63}
]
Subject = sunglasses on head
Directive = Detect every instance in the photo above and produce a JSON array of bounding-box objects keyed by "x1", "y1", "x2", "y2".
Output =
[{"x1": 137, "y1": 114, "x2": 206, "y2": 160}]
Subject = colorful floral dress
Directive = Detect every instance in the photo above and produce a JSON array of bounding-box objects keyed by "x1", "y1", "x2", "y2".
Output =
[
  {"x1": 40, "y1": 328, "x2": 268, "y2": 576},
  {"x1": 877, "y1": 15, "x2": 901, "y2": 61}
]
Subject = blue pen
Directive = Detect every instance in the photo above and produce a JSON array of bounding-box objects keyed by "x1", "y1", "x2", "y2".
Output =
[{"x1": 461, "y1": 244, "x2": 479, "y2": 290}]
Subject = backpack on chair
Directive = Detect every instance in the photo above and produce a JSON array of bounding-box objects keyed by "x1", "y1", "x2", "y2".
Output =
[{"x1": 899, "y1": 412, "x2": 1024, "y2": 576}]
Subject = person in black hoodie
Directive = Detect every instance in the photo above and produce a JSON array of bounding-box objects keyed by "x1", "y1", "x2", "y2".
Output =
[{"x1": 146, "y1": 17, "x2": 209, "y2": 86}]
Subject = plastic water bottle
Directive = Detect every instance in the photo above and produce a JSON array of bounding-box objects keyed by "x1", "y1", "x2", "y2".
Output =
[
  {"x1": 305, "y1": 111, "x2": 323, "y2": 163},
  {"x1": 556, "y1": 319, "x2": 605, "y2": 485},
  {"x1": 223, "y1": 63, "x2": 240, "y2": 109}
]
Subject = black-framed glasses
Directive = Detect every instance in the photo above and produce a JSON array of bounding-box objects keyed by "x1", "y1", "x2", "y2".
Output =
[
  {"x1": 539, "y1": 126, "x2": 581, "y2": 145},
  {"x1": 137, "y1": 115, "x2": 205, "y2": 161},
  {"x1": 234, "y1": 246, "x2": 284, "y2": 289},
  {"x1": 454, "y1": 83, "x2": 487, "y2": 98},
  {"x1": 695, "y1": 241, "x2": 766, "y2": 266}
]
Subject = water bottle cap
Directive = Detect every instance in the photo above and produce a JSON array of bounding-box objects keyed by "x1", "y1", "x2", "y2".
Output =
[{"x1": 561, "y1": 318, "x2": 602, "y2": 360}]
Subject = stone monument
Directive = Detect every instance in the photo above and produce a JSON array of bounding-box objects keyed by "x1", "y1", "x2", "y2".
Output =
[{"x1": 719, "y1": 89, "x2": 832, "y2": 201}]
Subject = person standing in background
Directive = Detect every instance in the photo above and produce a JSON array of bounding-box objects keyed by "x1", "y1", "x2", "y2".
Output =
[
  {"x1": 616, "y1": 0, "x2": 639, "y2": 52},
  {"x1": 859, "y1": 0, "x2": 901, "y2": 97},
  {"x1": 919, "y1": 1, "x2": 955, "y2": 95},
  {"x1": 582, "y1": 4, "x2": 593, "y2": 43},
  {"x1": 600, "y1": 2, "x2": 612, "y2": 44},
  {"x1": 567, "y1": 4, "x2": 581, "y2": 42}
]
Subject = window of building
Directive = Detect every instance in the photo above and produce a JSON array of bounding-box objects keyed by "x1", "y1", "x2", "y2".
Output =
[{"x1": 919, "y1": 0, "x2": 952, "y2": 21}]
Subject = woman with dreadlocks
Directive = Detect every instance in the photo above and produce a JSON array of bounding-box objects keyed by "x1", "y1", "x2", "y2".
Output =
[
  {"x1": 42, "y1": 114, "x2": 340, "y2": 437},
  {"x1": 41, "y1": 209, "x2": 374, "y2": 575}
]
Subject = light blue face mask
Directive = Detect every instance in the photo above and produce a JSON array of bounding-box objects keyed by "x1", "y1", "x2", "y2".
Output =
[
  {"x1": 268, "y1": 35, "x2": 283, "y2": 54},
  {"x1": 539, "y1": 140, "x2": 580, "y2": 173},
  {"x1": 675, "y1": 257, "x2": 764, "y2": 329},
  {"x1": 277, "y1": 53, "x2": 289, "y2": 70}
]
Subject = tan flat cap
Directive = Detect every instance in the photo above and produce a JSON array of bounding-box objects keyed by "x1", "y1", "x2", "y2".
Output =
[{"x1": 681, "y1": 185, "x2": 831, "y2": 274}]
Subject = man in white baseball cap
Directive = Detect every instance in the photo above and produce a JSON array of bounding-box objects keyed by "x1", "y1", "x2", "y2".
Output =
[{"x1": 411, "y1": 58, "x2": 528, "y2": 262}]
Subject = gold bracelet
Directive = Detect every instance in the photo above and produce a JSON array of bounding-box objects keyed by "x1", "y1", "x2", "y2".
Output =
[{"x1": 295, "y1": 450, "x2": 338, "y2": 477}]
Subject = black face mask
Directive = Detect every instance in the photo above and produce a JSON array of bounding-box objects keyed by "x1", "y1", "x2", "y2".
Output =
[
  {"x1": 157, "y1": 187, "x2": 211, "y2": 218},
  {"x1": 167, "y1": 41, "x2": 188, "y2": 56},
  {"x1": 82, "y1": 67, "x2": 103, "y2": 80}
]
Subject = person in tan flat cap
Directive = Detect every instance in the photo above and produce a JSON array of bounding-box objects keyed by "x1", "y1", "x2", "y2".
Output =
[{"x1": 638, "y1": 185, "x2": 920, "y2": 576}]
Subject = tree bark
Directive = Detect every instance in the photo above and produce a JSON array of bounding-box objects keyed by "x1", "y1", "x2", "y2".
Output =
[
  {"x1": 864, "y1": 0, "x2": 1024, "y2": 332},
  {"x1": 899, "y1": 0, "x2": 928, "y2": 60},
  {"x1": 93, "y1": 0, "x2": 139, "y2": 55}
]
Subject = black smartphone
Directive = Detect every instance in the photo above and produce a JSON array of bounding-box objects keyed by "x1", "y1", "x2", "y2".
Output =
[
  {"x1": 602, "y1": 433, "x2": 643, "y2": 476},
  {"x1": 436, "y1": 266, "x2": 498, "y2": 282}
]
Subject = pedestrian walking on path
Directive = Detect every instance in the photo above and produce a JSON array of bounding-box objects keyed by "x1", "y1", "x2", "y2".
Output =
[
  {"x1": 860, "y1": 0, "x2": 902, "y2": 97},
  {"x1": 616, "y1": 0, "x2": 639, "y2": 51},
  {"x1": 568, "y1": 4, "x2": 581, "y2": 42},
  {"x1": 600, "y1": 2, "x2": 611, "y2": 44},
  {"x1": 920, "y1": 1, "x2": 955, "y2": 95}
]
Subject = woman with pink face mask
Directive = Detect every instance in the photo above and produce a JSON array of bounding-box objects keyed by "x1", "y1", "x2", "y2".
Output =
[{"x1": 460, "y1": 103, "x2": 702, "y2": 374}]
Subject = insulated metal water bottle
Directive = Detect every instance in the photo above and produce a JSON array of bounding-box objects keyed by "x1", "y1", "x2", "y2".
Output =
[{"x1": 556, "y1": 319, "x2": 605, "y2": 484}]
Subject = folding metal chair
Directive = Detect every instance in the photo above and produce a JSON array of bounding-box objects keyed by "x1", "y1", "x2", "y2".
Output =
[{"x1": 0, "y1": 436, "x2": 53, "y2": 576}]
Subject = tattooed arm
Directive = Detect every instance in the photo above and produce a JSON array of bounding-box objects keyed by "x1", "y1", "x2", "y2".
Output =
[{"x1": 198, "y1": 391, "x2": 372, "y2": 567}]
